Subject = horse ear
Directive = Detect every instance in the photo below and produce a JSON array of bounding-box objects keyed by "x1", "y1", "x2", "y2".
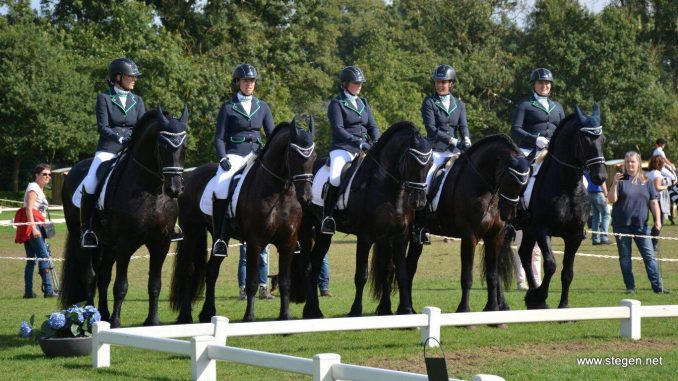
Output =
[
  {"x1": 180, "y1": 104, "x2": 189, "y2": 124},
  {"x1": 575, "y1": 105, "x2": 587, "y2": 124},
  {"x1": 592, "y1": 102, "x2": 600, "y2": 119},
  {"x1": 308, "y1": 115, "x2": 315, "y2": 137},
  {"x1": 158, "y1": 107, "x2": 170, "y2": 126},
  {"x1": 290, "y1": 116, "x2": 299, "y2": 138}
]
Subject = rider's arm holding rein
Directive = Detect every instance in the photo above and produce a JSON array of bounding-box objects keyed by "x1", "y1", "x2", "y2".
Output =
[
  {"x1": 363, "y1": 99, "x2": 381, "y2": 142},
  {"x1": 261, "y1": 102, "x2": 275, "y2": 138}
]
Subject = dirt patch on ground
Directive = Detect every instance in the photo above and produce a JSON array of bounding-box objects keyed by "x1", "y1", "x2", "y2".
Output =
[{"x1": 362, "y1": 338, "x2": 675, "y2": 376}]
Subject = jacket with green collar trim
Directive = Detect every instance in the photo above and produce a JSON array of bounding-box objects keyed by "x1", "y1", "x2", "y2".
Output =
[
  {"x1": 328, "y1": 91, "x2": 381, "y2": 154},
  {"x1": 421, "y1": 93, "x2": 469, "y2": 152},
  {"x1": 510, "y1": 94, "x2": 565, "y2": 150},
  {"x1": 95, "y1": 86, "x2": 146, "y2": 153},
  {"x1": 215, "y1": 94, "x2": 274, "y2": 158}
]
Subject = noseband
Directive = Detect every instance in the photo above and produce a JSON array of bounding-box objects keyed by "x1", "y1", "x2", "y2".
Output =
[{"x1": 549, "y1": 125, "x2": 605, "y2": 171}]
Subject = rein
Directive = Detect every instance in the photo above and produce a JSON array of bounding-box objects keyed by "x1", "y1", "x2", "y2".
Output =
[
  {"x1": 257, "y1": 140, "x2": 315, "y2": 187},
  {"x1": 548, "y1": 124, "x2": 604, "y2": 171},
  {"x1": 366, "y1": 143, "x2": 431, "y2": 192}
]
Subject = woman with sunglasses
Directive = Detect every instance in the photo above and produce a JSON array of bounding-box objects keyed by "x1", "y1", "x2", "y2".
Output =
[
  {"x1": 72, "y1": 57, "x2": 145, "y2": 248},
  {"x1": 18, "y1": 164, "x2": 58, "y2": 298}
]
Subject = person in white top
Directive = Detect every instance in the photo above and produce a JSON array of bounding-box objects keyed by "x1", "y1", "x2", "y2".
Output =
[
  {"x1": 652, "y1": 138, "x2": 675, "y2": 170},
  {"x1": 22, "y1": 163, "x2": 57, "y2": 298}
]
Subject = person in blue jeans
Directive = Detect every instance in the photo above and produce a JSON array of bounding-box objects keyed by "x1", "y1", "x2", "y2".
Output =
[
  {"x1": 608, "y1": 151, "x2": 669, "y2": 294},
  {"x1": 585, "y1": 170, "x2": 611, "y2": 245},
  {"x1": 318, "y1": 255, "x2": 331, "y2": 297},
  {"x1": 20, "y1": 163, "x2": 57, "y2": 298},
  {"x1": 238, "y1": 243, "x2": 274, "y2": 300}
]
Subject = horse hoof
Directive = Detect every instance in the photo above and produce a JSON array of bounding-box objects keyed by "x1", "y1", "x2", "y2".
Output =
[
  {"x1": 143, "y1": 318, "x2": 160, "y2": 326},
  {"x1": 377, "y1": 309, "x2": 393, "y2": 316},
  {"x1": 347, "y1": 310, "x2": 362, "y2": 318}
]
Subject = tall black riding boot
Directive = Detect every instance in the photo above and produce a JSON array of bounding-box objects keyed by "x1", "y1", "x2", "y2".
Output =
[
  {"x1": 412, "y1": 209, "x2": 431, "y2": 245},
  {"x1": 79, "y1": 191, "x2": 99, "y2": 248},
  {"x1": 212, "y1": 198, "x2": 229, "y2": 257},
  {"x1": 320, "y1": 184, "x2": 339, "y2": 235}
]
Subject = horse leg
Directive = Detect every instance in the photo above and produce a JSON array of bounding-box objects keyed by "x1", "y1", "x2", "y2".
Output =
[
  {"x1": 96, "y1": 247, "x2": 115, "y2": 323},
  {"x1": 110, "y1": 254, "x2": 133, "y2": 328},
  {"x1": 558, "y1": 234, "x2": 582, "y2": 309},
  {"x1": 303, "y1": 234, "x2": 331, "y2": 319},
  {"x1": 405, "y1": 241, "x2": 424, "y2": 314},
  {"x1": 525, "y1": 232, "x2": 554, "y2": 309},
  {"x1": 276, "y1": 238, "x2": 296, "y2": 321},
  {"x1": 349, "y1": 234, "x2": 373, "y2": 317},
  {"x1": 243, "y1": 241, "x2": 266, "y2": 322},
  {"x1": 456, "y1": 236, "x2": 478, "y2": 313},
  {"x1": 375, "y1": 238, "x2": 394, "y2": 316},
  {"x1": 482, "y1": 233, "x2": 500, "y2": 312},
  {"x1": 143, "y1": 239, "x2": 170, "y2": 326},
  {"x1": 198, "y1": 254, "x2": 226, "y2": 323},
  {"x1": 394, "y1": 235, "x2": 414, "y2": 315}
]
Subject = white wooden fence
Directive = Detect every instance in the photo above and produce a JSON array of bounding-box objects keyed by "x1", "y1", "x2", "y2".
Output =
[{"x1": 91, "y1": 299, "x2": 678, "y2": 381}]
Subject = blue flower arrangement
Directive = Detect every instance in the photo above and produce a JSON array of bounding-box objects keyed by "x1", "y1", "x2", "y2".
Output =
[{"x1": 19, "y1": 304, "x2": 101, "y2": 340}]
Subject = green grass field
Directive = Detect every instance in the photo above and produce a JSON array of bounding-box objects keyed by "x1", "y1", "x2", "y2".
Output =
[{"x1": 0, "y1": 220, "x2": 676, "y2": 380}]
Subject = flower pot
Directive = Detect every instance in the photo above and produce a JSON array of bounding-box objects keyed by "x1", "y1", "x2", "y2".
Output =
[{"x1": 38, "y1": 336, "x2": 92, "y2": 357}]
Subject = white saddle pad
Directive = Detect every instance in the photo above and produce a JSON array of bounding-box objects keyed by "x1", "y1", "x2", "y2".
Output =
[
  {"x1": 72, "y1": 168, "x2": 115, "y2": 210},
  {"x1": 521, "y1": 161, "x2": 542, "y2": 210},
  {"x1": 311, "y1": 165, "x2": 355, "y2": 210},
  {"x1": 199, "y1": 159, "x2": 256, "y2": 217},
  {"x1": 430, "y1": 169, "x2": 451, "y2": 213}
]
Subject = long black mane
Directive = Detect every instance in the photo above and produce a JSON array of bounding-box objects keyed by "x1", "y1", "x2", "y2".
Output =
[
  {"x1": 367, "y1": 121, "x2": 418, "y2": 157},
  {"x1": 465, "y1": 133, "x2": 520, "y2": 158}
]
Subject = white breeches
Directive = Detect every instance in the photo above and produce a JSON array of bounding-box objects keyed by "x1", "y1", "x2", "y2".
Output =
[
  {"x1": 328, "y1": 149, "x2": 357, "y2": 187},
  {"x1": 213, "y1": 153, "x2": 252, "y2": 199},
  {"x1": 71, "y1": 151, "x2": 116, "y2": 207},
  {"x1": 426, "y1": 149, "x2": 461, "y2": 189}
]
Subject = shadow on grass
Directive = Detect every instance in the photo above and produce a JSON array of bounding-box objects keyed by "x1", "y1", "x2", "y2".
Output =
[
  {"x1": 66, "y1": 366, "x2": 175, "y2": 380},
  {"x1": 0, "y1": 334, "x2": 37, "y2": 349}
]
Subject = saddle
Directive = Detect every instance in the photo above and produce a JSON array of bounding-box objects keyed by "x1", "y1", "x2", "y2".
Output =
[
  {"x1": 92, "y1": 153, "x2": 124, "y2": 211},
  {"x1": 322, "y1": 154, "x2": 364, "y2": 203},
  {"x1": 427, "y1": 154, "x2": 461, "y2": 213}
]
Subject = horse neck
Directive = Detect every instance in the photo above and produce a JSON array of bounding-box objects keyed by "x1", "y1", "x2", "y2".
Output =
[
  {"x1": 545, "y1": 126, "x2": 583, "y2": 190},
  {"x1": 465, "y1": 143, "x2": 506, "y2": 191},
  {"x1": 256, "y1": 133, "x2": 290, "y2": 188},
  {"x1": 128, "y1": 125, "x2": 162, "y2": 185},
  {"x1": 366, "y1": 136, "x2": 408, "y2": 192}
]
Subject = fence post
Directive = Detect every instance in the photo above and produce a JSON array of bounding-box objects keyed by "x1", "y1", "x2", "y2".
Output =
[
  {"x1": 620, "y1": 299, "x2": 641, "y2": 340},
  {"x1": 191, "y1": 335, "x2": 217, "y2": 381},
  {"x1": 313, "y1": 353, "x2": 341, "y2": 381},
  {"x1": 211, "y1": 316, "x2": 229, "y2": 345},
  {"x1": 421, "y1": 306, "x2": 441, "y2": 347},
  {"x1": 92, "y1": 321, "x2": 110, "y2": 368}
]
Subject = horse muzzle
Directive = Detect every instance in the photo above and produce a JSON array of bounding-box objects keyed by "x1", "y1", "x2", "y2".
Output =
[{"x1": 163, "y1": 171, "x2": 184, "y2": 198}]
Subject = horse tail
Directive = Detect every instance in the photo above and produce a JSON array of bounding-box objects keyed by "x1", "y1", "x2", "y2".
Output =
[
  {"x1": 169, "y1": 195, "x2": 208, "y2": 312},
  {"x1": 370, "y1": 238, "x2": 395, "y2": 301},
  {"x1": 499, "y1": 224, "x2": 516, "y2": 289},
  {"x1": 58, "y1": 232, "x2": 95, "y2": 308}
]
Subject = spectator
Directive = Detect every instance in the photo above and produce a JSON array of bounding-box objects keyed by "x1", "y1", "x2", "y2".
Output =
[
  {"x1": 608, "y1": 151, "x2": 669, "y2": 294},
  {"x1": 15, "y1": 163, "x2": 58, "y2": 298},
  {"x1": 652, "y1": 138, "x2": 675, "y2": 170},
  {"x1": 318, "y1": 255, "x2": 332, "y2": 297},
  {"x1": 585, "y1": 170, "x2": 612, "y2": 245},
  {"x1": 238, "y1": 242, "x2": 274, "y2": 300}
]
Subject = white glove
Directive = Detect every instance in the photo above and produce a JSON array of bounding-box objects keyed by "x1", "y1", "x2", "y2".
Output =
[
  {"x1": 463, "y1": 136, "x2": 471, "y2": 146},
  {"x1": 536, "y1": 136, "x2": 549, "y2": 149},
  {"x1": 118, "y1": 136, "x2": 126, "y2": 145},
  {"x1": 449, "y1": 137, "x2": 458, "y2": 146}
]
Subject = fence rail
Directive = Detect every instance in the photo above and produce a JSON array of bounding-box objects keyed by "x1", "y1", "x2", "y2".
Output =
[{"x1": 91, "y1": 300, "x2": 678, "y2": 381}]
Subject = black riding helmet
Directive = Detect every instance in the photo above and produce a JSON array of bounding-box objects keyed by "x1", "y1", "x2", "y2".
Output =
[
  {"x1": 340, "y1": 66, "x2": 366, "y2": 84},
  {"x1": 108, "y1": 58, "x2": 141, "y2": 83},
  {"x1": 233, "y1": 63, "x2": 258, "y2": 82},
  {"x1": 530, "y1": 68, "x2": 553, "y2": 83},
  {"x1": 432, "y1": 64, "x2": 456, "y2": 83}
]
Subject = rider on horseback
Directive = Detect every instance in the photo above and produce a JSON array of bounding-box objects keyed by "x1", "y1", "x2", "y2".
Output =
[
  {"x1": 509, "y1": 68, "x2": 566, "y2": 289},
  {"x1": 75, "y1": 58, "x2": 145, "y2": 248},
  {"x1": 320, "y1": 66, "x2": 381, "y2": 235},
  {"x1": 511, "y1": 68, "x2": 565, "y2": 159},
  {"x1": 212, "y1": 63, "x2": 274, "y2": 256},
  {"x1": 412, "y1": 64, "x2": 471, "y2": 245}
]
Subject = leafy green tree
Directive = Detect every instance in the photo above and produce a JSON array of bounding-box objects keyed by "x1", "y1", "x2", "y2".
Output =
[{"x1": 0, "y1": 3, "x2": 91, "y2": 191}]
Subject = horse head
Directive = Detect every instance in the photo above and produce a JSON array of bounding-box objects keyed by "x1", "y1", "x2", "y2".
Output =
[
  {"x1": 288, "y1": 116, "x2": 317, "y2": 206},
  {"x1": 497, "y1": 153, "x2": 530, "y2": 221},
  {"x1": 573, "y1": 103, "x2": 606, "y2": 185},
  {"x1": 156, "y1": 105, "x2": 189, "y2": 197}
]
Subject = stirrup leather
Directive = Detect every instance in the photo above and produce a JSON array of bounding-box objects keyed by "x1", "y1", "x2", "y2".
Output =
[
  {"x1": 412, "y1": 227, "x2": 431, "y2": 245},
  {"x1": 320, "y1": 216, "x2": 336, "y2": 235},
  {"x1": 81, "y1": 229, "x2": 99, "y2": 248},
  {"x1": 212, "y1": 239, "x2": 228, "y2": 257}
]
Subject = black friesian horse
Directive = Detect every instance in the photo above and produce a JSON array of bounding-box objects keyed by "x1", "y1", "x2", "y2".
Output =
[
  {"x1": 502, "y1": 104, "x2": 606, "y2": 309},
  {"x1": 169, "y1": 119, "x2": 316, "y2": 323},
  {"x1": 59, "y1": 107, "x2": 189, "y2": 328},
  {"x1": 293, "y1": 121, "x2": 433, "y2": 318},
  {"x1": 401, "y1": 135, "x2": 530, "y2": 314}
]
